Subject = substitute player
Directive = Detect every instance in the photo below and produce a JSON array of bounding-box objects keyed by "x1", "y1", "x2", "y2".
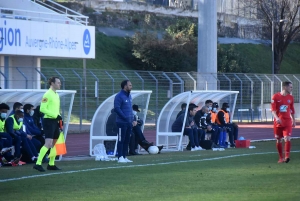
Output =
[
  {"x1": 271, "y1": 81, "x2": 296, "y2": 163},
  {"x1": 33, "y1": 77, "x2": 62, "y2": 172}
]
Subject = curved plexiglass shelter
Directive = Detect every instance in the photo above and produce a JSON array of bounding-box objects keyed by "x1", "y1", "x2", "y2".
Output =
[
  {"x1": 90, "y1": 90, "x2": 152, "y2": 156},
  {"x1": 156, "y1": 90, "x2": 239, "y2": 151},
  {"x1": 0, "y1": 89, "x2": 76, "y2": 160}
]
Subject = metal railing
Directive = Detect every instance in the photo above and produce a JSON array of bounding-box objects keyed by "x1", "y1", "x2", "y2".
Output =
[
  {"x1": 1, "y1": 66, "x2": 299, "y2": 132},
  {"x1": 0, "y1": 0, "x2": 89, "y2": 26}
]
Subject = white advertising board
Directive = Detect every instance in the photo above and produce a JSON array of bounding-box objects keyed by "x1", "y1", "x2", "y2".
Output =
[{"x1": 0, "y1": 18, "x2": 95, "y2": 58}]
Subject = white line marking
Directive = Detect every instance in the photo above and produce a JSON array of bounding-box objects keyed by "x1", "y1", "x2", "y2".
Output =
[
  {"x1": 1, "y1": 150, "x2": 299, "y2": 183},
  {"x1": 251, "y1": 137, "x2": 300, "y2": 142}
]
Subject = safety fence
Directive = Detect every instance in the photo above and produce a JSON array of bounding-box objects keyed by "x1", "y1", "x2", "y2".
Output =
[{"x1": 1, "y1": 66, "x2": 299, "y2": 132}]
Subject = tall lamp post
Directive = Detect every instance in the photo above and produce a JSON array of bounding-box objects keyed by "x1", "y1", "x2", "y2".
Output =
[{"x1": 272, "y1": 19, "x2": 287, "y2": 74}]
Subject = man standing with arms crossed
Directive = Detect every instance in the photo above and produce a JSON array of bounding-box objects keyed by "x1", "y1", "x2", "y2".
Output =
[
  {"x1": 271, "y1": 81, "x2": 296, "y2": 163},
  {"x1": 33, "y1": 77, "x2": 62, "y2": 172},
  {"x1": 114, "y1": 80, "x2": 136, "y2": 163}
]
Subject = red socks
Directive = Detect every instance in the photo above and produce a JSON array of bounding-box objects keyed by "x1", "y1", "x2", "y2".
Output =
[
  {"x1": 276, "y1": 142, "x2": 283, "y2": 159},
  {"x1": 285, "y1": 141, "x2": 291, "y2": 159}
]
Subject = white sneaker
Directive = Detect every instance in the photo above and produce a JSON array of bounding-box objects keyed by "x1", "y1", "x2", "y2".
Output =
[
  {"x1": 196, "y1": 146, "x2": 203, "y2": 150},
  {"x1": 191, "y1": 147, "x2": 197, "y2": 151},
  {"x1": 118, "y1": 156, "x2": 127, "y2": 163},
  {"x1": 124, "y1": 158, "x2": 133, "y2": 163}
]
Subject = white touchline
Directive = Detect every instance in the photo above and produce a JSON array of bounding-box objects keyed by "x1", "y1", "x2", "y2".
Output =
[{"x1": 1, "y1": 150, "x2": 299, "y2": 183}]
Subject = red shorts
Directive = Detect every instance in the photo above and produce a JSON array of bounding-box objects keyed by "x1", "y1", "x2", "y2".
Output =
[{"x1": 274, "y1": 126, "x2": 292, "y2": 138}]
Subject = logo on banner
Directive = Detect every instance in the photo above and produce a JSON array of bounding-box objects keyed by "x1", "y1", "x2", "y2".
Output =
[{"x1": 83, "y1": 29, "x2": 91, "y2": 55}]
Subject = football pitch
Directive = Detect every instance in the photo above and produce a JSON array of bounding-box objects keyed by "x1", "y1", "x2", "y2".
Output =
[{"x1": 1, "y1": 139, "x2": 300, "y2": 201}]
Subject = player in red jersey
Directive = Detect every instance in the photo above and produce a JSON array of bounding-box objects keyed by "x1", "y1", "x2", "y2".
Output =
[{"x1": 271, "y1": 81, "x2": 296, "y2": 163}]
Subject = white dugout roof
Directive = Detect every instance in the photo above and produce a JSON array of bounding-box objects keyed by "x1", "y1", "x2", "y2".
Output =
[
  {"x1": 90, "y1": 90, "x2": 152, "y2": 156},
  {"x1": 156, "y1": 90, "x2": 239, "y2": 151},
  {"x1": 0, "y1": 89, "x2": 76, "y2": 160}
]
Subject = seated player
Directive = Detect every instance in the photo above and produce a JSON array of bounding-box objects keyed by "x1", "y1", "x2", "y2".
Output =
[
  {"x1": 5, "y1": 110, "x2": 40, "y2": 163},
  {"x1": 32, "y1": 105, "x2": 44, "y2": 131},
  {"x1": 129, "y1": 104, "x2": 163, "y2": 155},
  {"x1": 172, "y1": 103, "x2": 201, "y2": 151},
  {"x1": 176, "y1": 103, "x2": 187, "y2": 119},
  {"x1": 194, "y1": 105, "x2": 219, "y2": 149},
  {"x1": 210, "y1": 102, "x2": 222, "y2": 146},
  {"x1": 23, "y1": 104, "x2": 45, "y2": 150},
  {"x1": 9, "y1": 102, "x2": 23, "y2": 116},
  {"x1": 0, "y1": 103, "x2": 14, "y2": 151},
  {"x1": 106, "y1": 109, "x2": 118, "y2": 137},
  {"x1": 0, "y1": 103, "x2": 21, "y2": 165},
  {"x1": 215, "y1": 103, "x2": 238, "y2": 147}
]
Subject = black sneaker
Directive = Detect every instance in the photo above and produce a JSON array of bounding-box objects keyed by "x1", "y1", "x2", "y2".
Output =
[
  {"x1": 141, "y1": 140, "x2": 153, "y2": 146},
  {"x1": 141, "y1": 144, "x2": 152, "y2": 153},
  {"x1": 33, "y1": 164, "x2": 45, "y2": 172},
  {"x1": 157, "y1": 145, "x2": 163, "y2": 154},
  {"x1": 285, "y1": 158, "x2": 290, "y2": 163},
  {"x1": 47, "y1": 165, "x2": 61, "y2": 170}
]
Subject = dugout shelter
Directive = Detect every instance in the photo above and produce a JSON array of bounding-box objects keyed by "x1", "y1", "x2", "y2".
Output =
[
  {"x1": 156, "y1": 90, "x2": 239, "y2": 151},
  {"x1": 0, "y1": 89, "x2": 76, "y2": 160},
  {"x1": 90, "y1": 90, "x2": 152, "y2": 157}
]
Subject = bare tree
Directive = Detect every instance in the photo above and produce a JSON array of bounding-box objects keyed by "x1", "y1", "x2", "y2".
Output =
[{"x1": 240, "y1": 0, "x2": 300, "y2": 74}]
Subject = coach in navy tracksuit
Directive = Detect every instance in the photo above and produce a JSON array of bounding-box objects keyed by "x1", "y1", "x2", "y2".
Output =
[{"x1": 114, "y1": 80, "x2": 136, "y2": 163}]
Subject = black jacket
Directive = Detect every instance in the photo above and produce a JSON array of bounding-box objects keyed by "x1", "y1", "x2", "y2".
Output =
[
  {"x1": 194, "y1": 110, "x2": 208, "y2": 129},
  {"x1": 172, "y1": 112, "x2": 195, "y2": 132},
  {"x1": 106, "y1": 109, "x2": 118, "y2": 136},
  {"x1": 176, "y1": 109, "x2": 185, "y2": 119}
]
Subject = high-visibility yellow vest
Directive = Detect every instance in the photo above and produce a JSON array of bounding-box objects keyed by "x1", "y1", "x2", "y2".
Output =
[
  {"x1": 40, "y1": 88, "x2": 60, "y2": 119},
  {"x1": 0, "y1": 119, "x2": 5, "y2": 132},
  {"x1": 9, "y1": 115, "x2": 23, "y2": 131}
]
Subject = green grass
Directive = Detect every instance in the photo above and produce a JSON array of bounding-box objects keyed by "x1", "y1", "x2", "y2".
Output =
[
  {"x1": 222, "y1": 43, "x2": 300, "y2": 74},
  {"x1": 42, "y1": 32, "x2": 300, "y2": 74},
  {"x1": 42, "y1": 33, "x2": 135, "y2": 70},
  {"x1": 1, "y1": 139, "x2": 300, "y2": 201}
]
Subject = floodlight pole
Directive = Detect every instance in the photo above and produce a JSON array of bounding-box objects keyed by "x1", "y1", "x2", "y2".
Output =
[
  {"x1": 197, "y1": 0, "x2": 217, "y2": 90},
  {"x1": 83, "y1": 59, "x2": 87, "y2": 120}
]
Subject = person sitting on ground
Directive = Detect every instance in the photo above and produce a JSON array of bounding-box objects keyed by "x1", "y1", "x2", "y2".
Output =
[
  {"x1": 5, "y1": 110, "x2": 40, "y2": 163},
  {"x1": 23, "y1": 104, "x2": 45, "y2": 150},
  {"x1": 129, "y1": 104, "x2": 163, "y2": 155},
  {"x1": 215, "y1": 103, "x2": 238, "y2": 147},
  {"x1": 176, "y1": 103, "x2": 187, "y2": 119},
  {"x1": 172, "y1": 103, "x2": 201, "y2": 151},
  {"x1": 9, "y1": 102, "x2": 23, "y2": 116}
]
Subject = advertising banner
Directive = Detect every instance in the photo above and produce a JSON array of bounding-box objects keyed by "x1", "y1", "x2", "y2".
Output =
[{"x1": 0, "y1": 18, "x2": 95, "y2": 58}]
